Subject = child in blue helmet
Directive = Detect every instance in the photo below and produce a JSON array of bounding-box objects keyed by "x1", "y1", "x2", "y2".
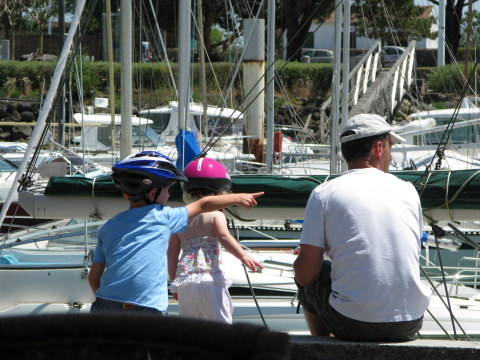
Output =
[{"x1": 88, "y1": 151, "x2": 263, "y2": 314}]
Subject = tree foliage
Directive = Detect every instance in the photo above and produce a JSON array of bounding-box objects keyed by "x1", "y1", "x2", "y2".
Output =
[
  {"x1": 352, "y1": 0, "x2": 436, "y2": 46},
  {"x1": 0, "y1": 0, "x2": 26, "y2": 57},
  {"x1": 235, "y1": 0, "x2": 335, "y2": 61},
  {"x1": 20, "y1": 0, "x2": 53, "y2": 52},
  {"x1": 460, "y1": 9, "x2": 480, "y2": 47},
  {"x1": 146, "y1": 0, "x2": 336, "y2": 62},
  {"x1": 427, "y1": 0, "x2": 479, "y2": 63}
]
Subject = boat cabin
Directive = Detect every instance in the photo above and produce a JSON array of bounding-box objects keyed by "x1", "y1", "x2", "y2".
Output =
[
  {"x1": 139, "y1": 101, "x2": 245, "y2": 145},
  {"x1": 71, "y1": 113, "x2": 163, "y2": 152}
]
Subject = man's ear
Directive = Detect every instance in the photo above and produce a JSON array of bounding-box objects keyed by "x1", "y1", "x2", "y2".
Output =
[
  {"x1": 374, "y1": 140, "x2": 384, "y2": 155},
  {"x1": 369, "y1": 140, "x2": 383, "y2": 163}
]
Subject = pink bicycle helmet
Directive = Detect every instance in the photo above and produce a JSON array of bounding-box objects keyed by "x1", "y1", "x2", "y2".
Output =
[{"x1": 182, "y1": 157, "x2": 232, "y2": 194}]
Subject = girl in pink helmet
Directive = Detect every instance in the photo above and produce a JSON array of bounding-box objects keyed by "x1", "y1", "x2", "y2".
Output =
[{"x1": 168, "y1": 157, "x2": 263, "y2": 323}]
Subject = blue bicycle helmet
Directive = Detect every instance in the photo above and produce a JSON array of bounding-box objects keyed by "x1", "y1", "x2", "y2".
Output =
[{"x1": 112, "y1": 151, "x2": 187, "y2": 201}]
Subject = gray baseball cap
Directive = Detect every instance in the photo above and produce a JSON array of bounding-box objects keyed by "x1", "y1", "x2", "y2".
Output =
[{"x1": 340, "y1": 113, "x2": 406, "y2": 144}]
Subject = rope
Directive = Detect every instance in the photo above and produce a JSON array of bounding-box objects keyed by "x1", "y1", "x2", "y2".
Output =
[
  {"x1": 420, "y1": 265, "x2": 471, "y2": 340},
  {"x1": 416, "y1": 60, "x2": 479, "y2": 194},
  {"x1": 430, "y1": 224, "x2": 458, "y2": 340},
  {"x1": 89, "y1": 176, "x2": 102, "y2": 220},
  {"x1": 231, "y1": 220, "x2": 268, "y2": 329},
  {"x1": 423, "y1": 170, "x2": 480, "y2": 220},
  {"x1": 224, "y1": 208, "x2": 257, "y2": 222}
]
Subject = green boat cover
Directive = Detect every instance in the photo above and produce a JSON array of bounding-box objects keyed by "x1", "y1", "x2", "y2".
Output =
[{"x1": 44, "y1": 169, "x2": 480, "y2": 211}]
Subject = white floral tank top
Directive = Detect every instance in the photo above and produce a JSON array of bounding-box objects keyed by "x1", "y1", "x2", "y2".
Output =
[{"x1": 169, "y1": 236, "x2": 231, "y2": 292}]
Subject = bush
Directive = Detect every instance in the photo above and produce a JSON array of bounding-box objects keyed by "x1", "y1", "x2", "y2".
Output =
[
  {"x1": 0, "y1": 61, "x2": 56, "y2": 97},
  {"x1": 0, "y1": 60, "x2": 333, "y2": 103},
  {"x1": 426, "y1": 64, "x2": 478, "y2": 93},
  {"x1": 416, "y1": 48, "x2": 438, "y2": 67}
]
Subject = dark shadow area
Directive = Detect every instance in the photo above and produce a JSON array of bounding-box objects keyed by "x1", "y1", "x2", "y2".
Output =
[{"x1": 0, "y1": 313, "x2": 289, "y2": 360}]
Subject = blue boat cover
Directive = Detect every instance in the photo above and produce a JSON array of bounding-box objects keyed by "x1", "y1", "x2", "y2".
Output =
[{"x1": 175, "y1": 129, "x2": 201, "y2": 170}]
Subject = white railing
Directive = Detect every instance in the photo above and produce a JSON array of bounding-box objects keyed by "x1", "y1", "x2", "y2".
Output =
[
  {"x1": 319, "y1": 40, "x2": 382, "y2": 142},
  {"x1": 319, "y1": 41, "x2": 416, "y2": 142}
]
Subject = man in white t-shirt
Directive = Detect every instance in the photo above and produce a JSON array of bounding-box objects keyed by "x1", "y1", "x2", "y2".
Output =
[{"x1": 293, "y1": 113, "x2": 431, "y2": 341}]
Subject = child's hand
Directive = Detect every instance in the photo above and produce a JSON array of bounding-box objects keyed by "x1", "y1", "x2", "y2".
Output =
[
  {"x1": 241, "y1": 255, "x2": 264, "y2": 272},
  {"x1": 172, "y1": 292, "x2": 178, "y2": 301},
  {"x1": 236, "y1": 192, "x2": 264, "y2": 209}
]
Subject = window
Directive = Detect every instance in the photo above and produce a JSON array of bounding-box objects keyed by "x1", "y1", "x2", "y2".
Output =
[{"x1": 141, "y1": 112, "x2": 171, "y2": 133}]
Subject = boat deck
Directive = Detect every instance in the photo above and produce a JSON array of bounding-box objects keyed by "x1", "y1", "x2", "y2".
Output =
[{"x1": 289, "y1": 335, "x2": 480, "y2": 360}]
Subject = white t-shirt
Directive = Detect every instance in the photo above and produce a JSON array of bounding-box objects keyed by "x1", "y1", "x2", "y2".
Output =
[{"x1": 300, "y1": 168, "x2": 432, "y2": 323}]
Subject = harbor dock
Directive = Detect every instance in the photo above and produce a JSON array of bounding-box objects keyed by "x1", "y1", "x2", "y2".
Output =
[{"x1": 289, "y1": 335, "x2": 480, "y2": 360}]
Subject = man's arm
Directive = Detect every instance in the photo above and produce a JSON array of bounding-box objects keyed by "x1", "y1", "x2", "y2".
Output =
[{"x1": 293, "y1": 244, "x2": 325, "y2": 286}]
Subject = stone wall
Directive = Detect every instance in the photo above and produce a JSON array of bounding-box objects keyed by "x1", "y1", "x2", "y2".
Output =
[{"x1": 0, "y1": 100, "x2": 39, "y2": 141}]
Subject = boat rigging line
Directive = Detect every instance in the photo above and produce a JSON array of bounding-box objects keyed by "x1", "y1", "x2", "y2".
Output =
[
  {"x1": 231, "y1": 219, "x2": 269, "y2": 329},
  {"x1": 18, "y1": 0, "x2": 100, "y2": 189},
  {"x1": 429, "y1": 224, "x2": 458, "y2": 339},
  {"x1": 198, "y1": 0, "x2": 334, "y2": 159},
  {"x1": 420, "y1": 264, "x2": 471, "y2": 341},
  {"x1": 416, "y1": 61, "x2": 479, "y2": 198}
]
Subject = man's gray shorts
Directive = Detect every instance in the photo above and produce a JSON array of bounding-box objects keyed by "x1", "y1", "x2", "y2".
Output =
[{"x1": 295, "y1": 260, "x2": 423, "y2": 342}]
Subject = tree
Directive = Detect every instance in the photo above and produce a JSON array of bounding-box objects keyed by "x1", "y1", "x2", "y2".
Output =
[
  {"x1": 0, "y1": 0, "x2": 25, "y2": 58},
  {"x1": 262, "y1": 0, "x2": 335, "y2": 61},
  {"x1": 427, "y1": 0, "x2": 479, "y2": 63},
  {"x1": 154, "y1": 0, "x2": 336, "y2": 62},
  {"x1": 460, "y1": 9, "x2": 480, "y2": 47},
  {"x1": 20, "y1": 0, "x2": 53, "y2": 53},
  {"x1": 352, "y1": 0, "x2": 436, "y2": 46}
]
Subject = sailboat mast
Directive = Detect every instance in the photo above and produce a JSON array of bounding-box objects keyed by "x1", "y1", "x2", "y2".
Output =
[
  {"x1": 176, "y1": 0, "x2": 193, "y2": 169},
  {"x1": 57, "y1": 0, "x2": 66, "y2": 146},
  {"x1": 340, "y1": 0, "x2": 350, "y2": 172},
  {"x1": 197, "y1": 0, "x2": 208, "y2": 147},
  {"x1": 120, "y1": 0, "x2": 132, "y2": 159},
  {"x1": 438, "y1": 0, "x2": 445, "y2": 67},
  {"x1": 178, "y1": 0, "x2": 191, "y2": 132},
  {"x1": 464, "y1": 0, "x2": 474, "y2": 79},
  {"x1": 265, "y1": 0, "x2": 275, "y2": 173},
  {"x1": 330, "y1": 0, "x2": 342, "y2": 174},
  {"x1": 105, "y1": 0, "x2": 116, "y2": 156},
  {"x1": 242, "y1": 19, "x2": 265, "y2": 164}
]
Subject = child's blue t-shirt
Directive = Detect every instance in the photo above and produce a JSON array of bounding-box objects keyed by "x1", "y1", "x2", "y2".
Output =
[{"x1": 92, "y1": 204, "x2": 188, "y2": 311}]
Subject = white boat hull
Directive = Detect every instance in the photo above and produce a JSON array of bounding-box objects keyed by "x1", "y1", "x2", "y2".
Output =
[
  {"x1": 18, "y1": 190, "x2": 480, "y2": 222},
  {"x1": 1, "y1": 244, "x2": 479, "y2": 338}
]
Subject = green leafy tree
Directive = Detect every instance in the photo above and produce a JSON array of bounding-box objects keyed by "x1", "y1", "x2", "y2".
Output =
[
  {"x1": 237, "y1": 0, "x2": 335, "y2": 61},
  {"x1": 154, "y1": 0, "x2": 336, "y2": 61},
  {"x1": 282, "y1": 0, "x2": 336, "y2": 61},
  {"x1": 0, "y1": 0, "x2": 24, "y2": 58},
  {"x1": 427, "y1": 0, "x2": 479, "y2": 63},
  {"x1": 20, "y1": 0, "x2": 53, "y2": 53},
  {"x1": 352, "y1": 0, "x2": 436, "y2": 46},
  {"x1": 460, "y1": 9, "x2": 480, "y2": 47}
]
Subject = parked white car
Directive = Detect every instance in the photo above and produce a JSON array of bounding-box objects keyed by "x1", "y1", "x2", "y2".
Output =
[
  {"x1": 301, "y1": 48, "x2": 334, "y2": 63},
  {"x1": 382, "y1": 45, "x2": 405, "y2": 66}
]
